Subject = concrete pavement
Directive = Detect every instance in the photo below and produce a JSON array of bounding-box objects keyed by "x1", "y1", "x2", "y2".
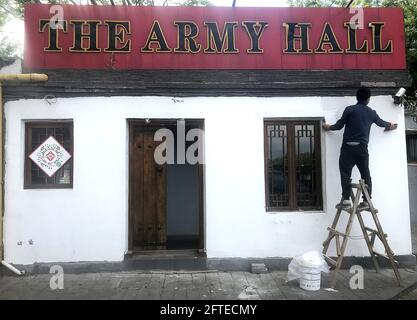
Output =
[{"x1": 1, "y1": 267, "x2": 416, "y2": 300}]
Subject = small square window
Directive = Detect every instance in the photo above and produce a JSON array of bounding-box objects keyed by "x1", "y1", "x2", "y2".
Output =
[{"x1": 24, "y1": 121, "x2": 73, "y2": 189}]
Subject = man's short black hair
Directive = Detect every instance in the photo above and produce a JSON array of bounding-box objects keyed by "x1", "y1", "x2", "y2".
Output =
[{"x1": 356, "y1": 87, "x2": 371, "y2": 103}]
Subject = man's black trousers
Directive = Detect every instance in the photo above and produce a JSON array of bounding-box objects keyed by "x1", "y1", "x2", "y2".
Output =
[{"x1": 339, "y1": 143, "x2": 372, "y2": 201}]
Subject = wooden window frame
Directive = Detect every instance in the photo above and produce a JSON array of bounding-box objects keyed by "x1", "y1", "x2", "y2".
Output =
[
  {"x1": 24, "y1": 121, "x2": 74, "y2": 189},
  {"x1": 264, "y1": 119, "x2": 323, "y2": 212}
]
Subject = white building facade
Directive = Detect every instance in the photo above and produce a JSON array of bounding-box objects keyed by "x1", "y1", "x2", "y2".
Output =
[
  {"x1": 1, "y1": 5, "x2": 415, "y2": 267},
  {"x1": 3, "y1": 87, "x2": 413, "y2": 265}
]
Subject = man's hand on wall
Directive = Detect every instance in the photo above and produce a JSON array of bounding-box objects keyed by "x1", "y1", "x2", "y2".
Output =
[
  {"x1": 385, "y1": 123, "x2": 398, "y2": 131},
  {"x1": 322, "y1": 123, "x2": 331, "y2": 131}
]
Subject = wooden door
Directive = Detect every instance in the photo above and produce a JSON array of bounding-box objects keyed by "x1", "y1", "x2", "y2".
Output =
[{"x1": 130, "y1": 126, "x2": 167, "y2": 250}]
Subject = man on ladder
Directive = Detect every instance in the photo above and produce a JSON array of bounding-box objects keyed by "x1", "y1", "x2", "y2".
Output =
[
  {"x1": 322, "y1": 87, "x2": 397, "y2": 209},
  {"x1": 322, "y1": 87, "x2": 402, "y2": 288}
]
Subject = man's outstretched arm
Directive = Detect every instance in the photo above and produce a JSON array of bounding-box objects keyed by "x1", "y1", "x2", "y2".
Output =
[
  {"x1": 322, "y1": 108, "x2": 349, "y2": 131},
  {"x1": 374, "y1": 111, "x2": 397, "y2": 131}
]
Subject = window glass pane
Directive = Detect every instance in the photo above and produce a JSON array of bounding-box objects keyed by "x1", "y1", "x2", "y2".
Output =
[
  {"x1": 295, "y1": 124, "x2": 318, "y2": 208},
  {"x1": 267, "y1": 124, "x2": 288, "y2": 208},
  {"x1": 28, "y1": 124, "x2": 72, "y2": 187},
  {"x1": 407, "y1": 134, "x2": 417, "y2": 163}
]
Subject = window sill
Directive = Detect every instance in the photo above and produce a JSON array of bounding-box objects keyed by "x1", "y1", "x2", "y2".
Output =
[
  {"x1": 266, "y1": 210, "x2": 325, "y2": 214},
  {"x1": 24, "y1": 186, "x2": 73, "y2": 190}
]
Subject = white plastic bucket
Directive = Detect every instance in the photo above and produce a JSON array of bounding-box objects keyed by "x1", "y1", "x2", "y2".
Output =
[{"x1": 299, "y1": 272, "x2": 321, "y2": 291}]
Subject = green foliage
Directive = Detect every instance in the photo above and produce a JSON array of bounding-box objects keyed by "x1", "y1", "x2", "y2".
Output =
[
  {"x1": 0, "y1": 0, "x2": 21, "y2": 60},
  {"x1": 289, "y1": 0, "x2": 417, "y2": 90},
  {"x1": 0, "y1": 0, "x2": 212, "y2": 61},
  {"x1": 0, "y1": 37, "x2": 20, "y2": 59},
  {"x1": 178, "y1": 0, "x2": 212, "y2": 5},
  {"x1": 288, "y1": 0, "x2": 350, "y2": 7}
]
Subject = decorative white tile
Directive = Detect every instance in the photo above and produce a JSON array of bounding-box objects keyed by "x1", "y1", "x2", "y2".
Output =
[{"x1": 29, "y1": 136, "x2": 72, "y2": 177}]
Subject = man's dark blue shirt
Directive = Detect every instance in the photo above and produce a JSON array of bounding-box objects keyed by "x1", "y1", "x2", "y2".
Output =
[{"x1": 329, "y1": 103, "x2": 390, "y2": 145}]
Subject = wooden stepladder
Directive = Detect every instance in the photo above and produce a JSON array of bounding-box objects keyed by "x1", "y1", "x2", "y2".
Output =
[{"x1": 322, "y1": 179, "x2": 402, "y2": 289}]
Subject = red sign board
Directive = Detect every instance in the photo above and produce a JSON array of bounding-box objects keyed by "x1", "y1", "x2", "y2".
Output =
[{"x1": 24, "y1": 4, "x2": 406, "y2": 70}]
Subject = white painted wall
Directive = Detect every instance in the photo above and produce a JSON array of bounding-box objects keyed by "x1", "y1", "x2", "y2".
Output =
[{"x1": 4, "y1": 95, "x2": 412, "y2": 264}]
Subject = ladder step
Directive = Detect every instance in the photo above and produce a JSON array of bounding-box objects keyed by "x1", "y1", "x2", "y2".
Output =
[
  {"x1": 372, "y1": 251, "x2": 399, "y2": 264},
  {"x1": 327, "y1": 227, "x2": 346, "y2": 237},
  {"x1": 323, "y1": 255, "x2": 337, "y2": 266},
  {"x1": 357, "y1": 207, "x2": 379, "y2": 213},
  {"x1": 365, "y1": 227, "x2": 387, "y2": 237},
  {"x1": 351, "y1": 183, "x2": 369, "y2": 189},
  {"x1": 335, "y1": 204, "x2": 354, "y2": 213},
  {"x1": 334, "y1": 205, "x2": 379, "y2": 214}
]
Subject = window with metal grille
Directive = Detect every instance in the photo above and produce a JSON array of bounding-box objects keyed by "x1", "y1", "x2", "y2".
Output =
[
  {"x1": 406, "y1": 132, "x2": 417, "y2": 164},
  {"x1": 24, "y1": 121, "x2": 73, "y2": 189},
  {"x1": 264, "y1": 120, "x2": 323, "y2": 211}
]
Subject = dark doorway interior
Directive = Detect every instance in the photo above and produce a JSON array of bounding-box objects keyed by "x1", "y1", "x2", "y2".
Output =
[{"x1": 166, "y1": 161, "x2": 200, "y2": 249}]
